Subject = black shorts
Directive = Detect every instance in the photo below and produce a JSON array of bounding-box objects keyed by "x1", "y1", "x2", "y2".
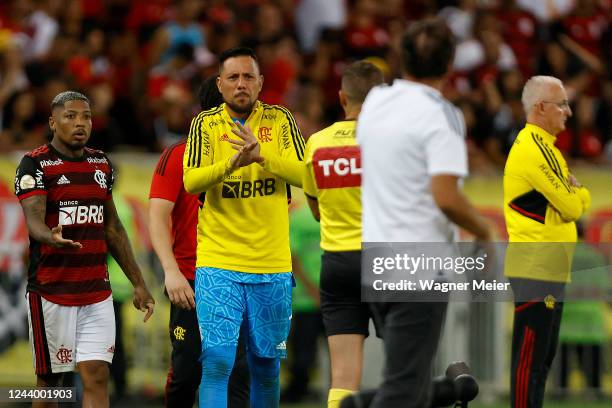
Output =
[{"x1": 320, "y1": 250, "x2": 375, "y2": 337}]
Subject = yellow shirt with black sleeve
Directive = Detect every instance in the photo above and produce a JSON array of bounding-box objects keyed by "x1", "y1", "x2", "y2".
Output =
[
  {"x1": 183, "y1": 102, "x2": 305, "y2": 273},
  {"x1": 503, "y1": 123, "x2": 591, "y2": 282},
  {"x1": 303, "y1": 120, "x2": 361, "y2": 252}
]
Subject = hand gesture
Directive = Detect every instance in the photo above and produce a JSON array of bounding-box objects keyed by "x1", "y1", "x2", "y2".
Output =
[
  {"x1": 229, "y1": 122, "x2": 263, "y2": 167},
  {"x1": 133, "y1": 285, "x2": 155, "y2": 322},
  {"x1": 50, "y1": 225, "x2": 83, "y2": 249},
  {"x1": 165, "y1": 269, "x2": 195, "y2": 310},
  {"x1": 568, "y1": 173, "x2": 582, "y2": 188}
]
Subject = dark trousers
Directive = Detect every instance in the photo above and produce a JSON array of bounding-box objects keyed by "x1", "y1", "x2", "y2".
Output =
[
  {"x1": 285, "y1": 311, "x2": 324, "y2": 397},
  {"x1": 368, "y1": 301, "x2": 447, "y2": 408},
  {"x1": 510, "y1": 279, "x2": 565, "y2": 408},
  {"x1": 558, "y1": 344, "x2": 602, "y2": 390},
  {"x1": 110, "y1": 300, "x2": 126, "y2": 399},
  {"x1": 166, "y1": 281, "x2": 250, "y2": 408}
]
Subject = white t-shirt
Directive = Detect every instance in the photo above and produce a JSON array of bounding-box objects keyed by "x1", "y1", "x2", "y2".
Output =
[{"x1": 358, "y1": 79, "x2": 468, "y2": 243}]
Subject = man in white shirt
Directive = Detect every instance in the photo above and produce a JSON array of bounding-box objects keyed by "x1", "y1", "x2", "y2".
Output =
[{"x1": 358, "y1": 18, "x2": 491, "y2": 408}]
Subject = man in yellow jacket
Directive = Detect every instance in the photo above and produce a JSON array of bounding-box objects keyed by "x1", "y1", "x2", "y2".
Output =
[
  {"x1": 183, "y1": 47, "x2": 305, "y2": 408},
  {"x1": 504, "y1": 75, "x2": 591, "y2": 408}
]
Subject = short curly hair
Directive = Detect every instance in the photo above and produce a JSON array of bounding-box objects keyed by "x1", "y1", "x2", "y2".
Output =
[{"x1": 51, "y1": 91, "x2": 90, "y2": 110}]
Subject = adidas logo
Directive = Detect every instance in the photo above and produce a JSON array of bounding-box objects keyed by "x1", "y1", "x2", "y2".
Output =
[{"x1": 57, "y1": 175, "x2": 70, "y2": 185}]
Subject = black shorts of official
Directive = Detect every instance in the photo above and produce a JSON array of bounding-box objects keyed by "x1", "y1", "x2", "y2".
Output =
[
  {"x1": 320, "y1": 250, "x2": 376, "y2": 338},
  {"x1": 165, "y1": 279, "x2": 250, "y2": 408}
]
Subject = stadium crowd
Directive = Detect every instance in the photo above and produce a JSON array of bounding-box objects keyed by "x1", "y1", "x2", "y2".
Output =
[{"x1": 0, "y1": 0, "x2": 611, "y2": 173}]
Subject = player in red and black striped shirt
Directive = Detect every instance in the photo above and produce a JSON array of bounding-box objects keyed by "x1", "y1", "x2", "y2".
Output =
[{"x1": 15, "y1": 91, "x2": 154, "y2": 408}]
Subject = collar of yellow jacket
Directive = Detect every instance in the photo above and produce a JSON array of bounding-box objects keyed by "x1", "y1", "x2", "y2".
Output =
[
  {"x1": 524, "y1": 123, "x2": 557, "y2": 143},
  {"x1": 221, "y1": 100, "x2": 262, "y2": 125}
]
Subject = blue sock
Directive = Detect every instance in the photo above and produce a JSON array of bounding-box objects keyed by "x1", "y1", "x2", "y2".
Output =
[
  {"x1": 199, "y1": 345, "x2": 236, "y2": 408},
  {"x1": 247, "y1": 352, "x2": 280, "y2": 408}
]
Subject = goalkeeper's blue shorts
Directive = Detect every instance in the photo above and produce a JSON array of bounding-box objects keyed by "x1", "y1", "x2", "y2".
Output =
[{"x1": 195, "y1": 267, "x2": 293, "y2": 358}]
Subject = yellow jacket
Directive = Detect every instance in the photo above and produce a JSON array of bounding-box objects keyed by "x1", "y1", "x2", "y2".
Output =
[
  {"x1": 183, "y1": 102, "x2": 305, "y2": 273},
  {"x1": 503, "y1": 123, "x2": 590, "y2": 282}
]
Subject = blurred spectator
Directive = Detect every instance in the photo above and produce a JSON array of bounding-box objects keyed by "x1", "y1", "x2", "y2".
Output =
[
  {"x1": 0, "y1": 44, "x2": 29, "y2": 124},
  {"x1": 0, "y1": 0, "x2": 34, "y2": 52},
  {"x1": 23, "y1": 0, "x2": 61, "y2": 61},
  {"x1": 343, "y1": 0, "x2": 390, "y2": 59},
  {"x1": 125, "y1": 0, "x2": 172, "y2": 45},
  {"x1": 292, "y1": 83, "x2": 325, "y2": 139},
  {"x1": 490, "y1": 71, "x2": 527, "y2": 159},
  {"x1": 0, "y1": 0, "x2": 607, "y2": 162},
  {"x1": 147, "y1": 0, "x2": 206, "y2": 67},
  {"x1": 453, "y1": 12, "x2": 517, "y2": 75},
  {"x1": 0, "y1": 90, "x2": 46, "y2": 152},
  {"x1": 557, "y1": 94, "x2": 604, "y2": 160},
  {"x1": 438, "y1": 0, "x2": 477, "y2": 41},
  {"x1": 295, "y1": 0, "x2": 346, "y2": 52},
  {"x1": 496, "y1": 0, "x2": 540, "y2": 78},
  {"x1": 152, "y1": 83, "x2": 194, "y2": 150},
  {"x1": 66, "y1": 27, "x2": 112, "y2": 88},
  {"x1": 259, "y1": 35, "x2": 301, "y2": 105},
  {"x1": 61, "y1": 0, "x2": 85, "y2": 38},
  {"x1": 307, "y1": 28, "x2": 347, "y2": 123},
  {"x1": 516, "y1": 0, "x2": 576, "y2": 23},
  {"x1": 538, "y1": 41, "x2": 591, "y2": 98},
  {"x1": 147, "y1": 43, "x2": 197, "y2": 109},
  {"x1": 249, "y1": 1, "x2": 287, "y2": 47},
  {"x1": 88, "y1": 82, "x2": 122, "y2": 152},
  {"x1": 559, "y1": 0, "x2": 607, "y2": 58}
]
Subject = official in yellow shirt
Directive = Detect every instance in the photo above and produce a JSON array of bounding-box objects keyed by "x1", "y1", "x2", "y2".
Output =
[
  {"x1": 302, "y1": 61, "x2": 383, "y2": 408},
  {"x1": 503, "y1": 76, "x2": 590, "y2": 408},
  {"x1": 183, "y1": 47, "x2": 305, "y2": 408}
]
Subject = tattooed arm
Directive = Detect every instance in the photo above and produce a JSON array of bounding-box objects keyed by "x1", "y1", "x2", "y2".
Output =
[
  {"x1": 104, "y1": 197, "x2": 155, "y2": 321},
  {"x1": 20, "y1": 195, "x2": 82, "y2": 249}
]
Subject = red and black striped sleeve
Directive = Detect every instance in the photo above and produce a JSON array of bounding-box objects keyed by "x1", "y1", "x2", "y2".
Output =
[{"x1": 15, "y1": 155, "x2": 47, "y2": 200}]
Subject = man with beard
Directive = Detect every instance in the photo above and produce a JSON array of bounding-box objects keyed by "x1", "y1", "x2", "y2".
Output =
[
  {"x1": 149, "y1": 76, "x2": 250, "y2": 407},
  {"x1": 15, "y1": 91, "x2": 154, "y2": 408},
  {"x1": 183, "y1": 47, "x2": 305, "y2": 408}
]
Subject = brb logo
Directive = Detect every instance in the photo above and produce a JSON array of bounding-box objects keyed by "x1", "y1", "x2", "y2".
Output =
[
  {"x1": 313, "y1": 146, "x2": 361, "y2": 189},
  {"x1": 59, "y1": 201, "x2": 104, "y2": 225},
  {"x1": 222, "y1": 178, "x2": 276, "y2": 198}
]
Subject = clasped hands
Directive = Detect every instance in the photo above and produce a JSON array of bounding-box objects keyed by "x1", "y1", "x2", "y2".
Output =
[{"x1": 228, "y1": 121, "x2": 264, "y2": 171}]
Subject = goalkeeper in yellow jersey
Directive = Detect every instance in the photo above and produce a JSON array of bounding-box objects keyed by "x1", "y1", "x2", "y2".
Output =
[{"x1": 183, "y1": 47, "x2": 305, "y2": 408}]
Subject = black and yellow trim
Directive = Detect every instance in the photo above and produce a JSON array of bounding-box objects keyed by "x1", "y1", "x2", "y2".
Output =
[
  {"x1": 187, "y1": 106, "x2": 223, "y2": 168},
  {"x1": 263, "y1": 103, "x2": 305, "y2": 161},
  {"x1": 531, "y1": 133, "x2": 571, "y2": 193}
]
